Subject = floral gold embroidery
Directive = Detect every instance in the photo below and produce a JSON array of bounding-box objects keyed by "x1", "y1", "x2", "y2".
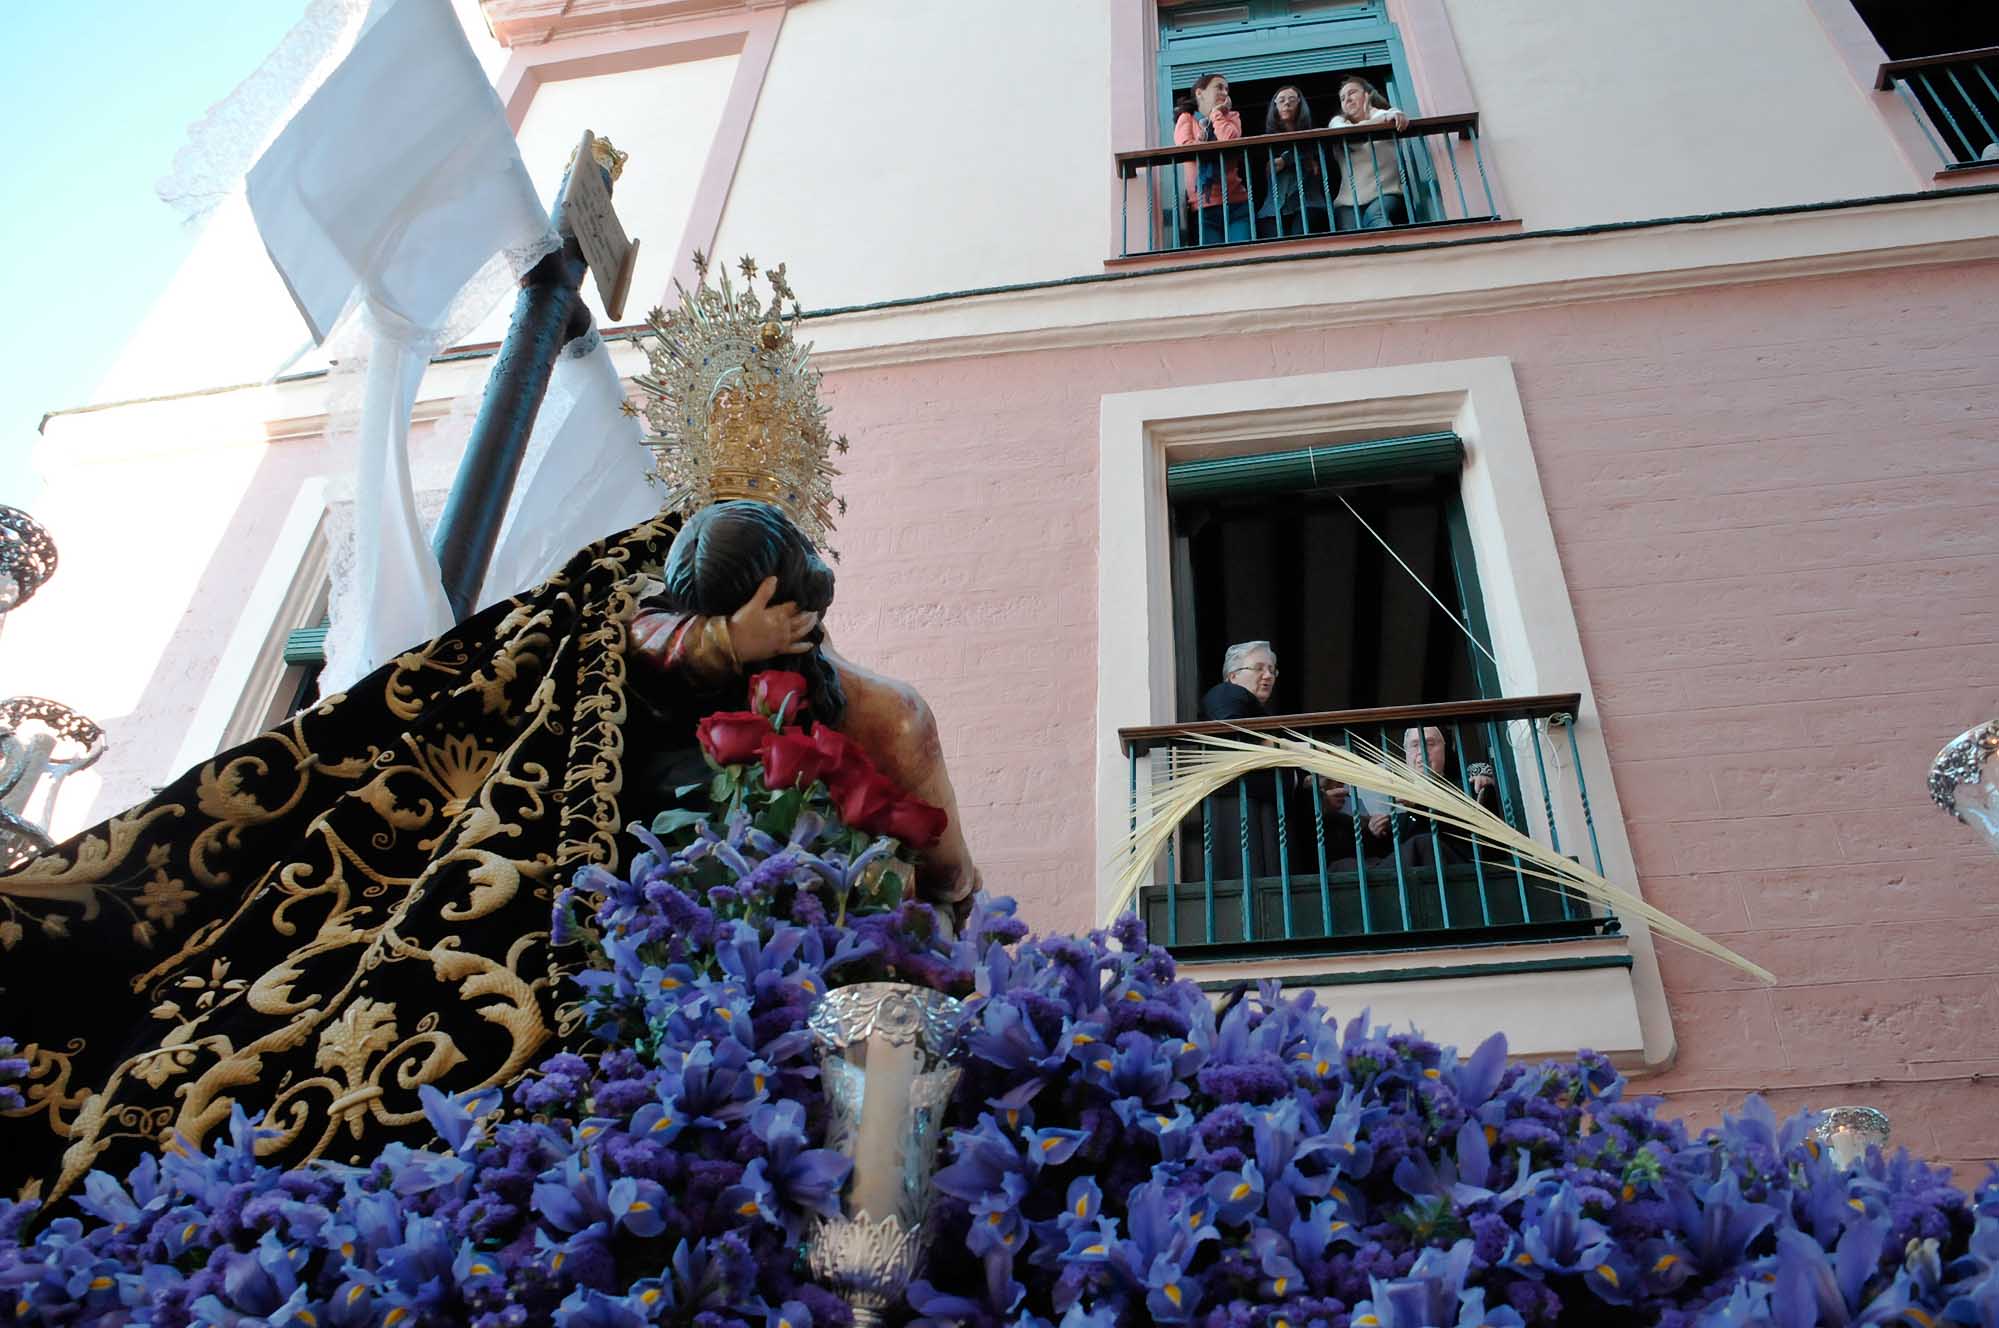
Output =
[{"x1": 0, "y1": 511, "x2": 678, "y2": 1205}]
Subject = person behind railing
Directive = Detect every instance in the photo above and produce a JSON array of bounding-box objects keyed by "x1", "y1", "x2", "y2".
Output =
[
  {"x1": 1328, "y1": 74, "x2": 1411, "y2": 231},
  {"x1": 1188, "y1": 640, "x2": 1281, "y2": 885},
  {"x1": 1200, "y1": 638, "x2": 1276, "y2": 722},
  {"x1": 1367, "y1": 723, "x2": 1502, "y2": 871},
  {"x1": 1174, "y1": 73, "x2": 1250, "y2": 246},
  {"x1": 1257, "y1": 85, "x2": 1332, "y2": 239},
  {"x1": 1288, "y1": 774, "x2": 1384, "y2": 867}
]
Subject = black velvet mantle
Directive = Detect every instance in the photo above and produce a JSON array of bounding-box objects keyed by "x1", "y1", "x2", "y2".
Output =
[{"x1": 0, "y1": 509, "x2": 682, "y2": 1204}]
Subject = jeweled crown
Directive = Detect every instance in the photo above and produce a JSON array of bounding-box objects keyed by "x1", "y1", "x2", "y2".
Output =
[{"x1": 632, "y1": 253, "x2": 847, "y2": 552}]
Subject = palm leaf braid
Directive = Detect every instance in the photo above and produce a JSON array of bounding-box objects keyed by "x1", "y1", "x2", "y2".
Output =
[{"x1": 1107, "y1": 728, "x2": 1774, "y2": 985}]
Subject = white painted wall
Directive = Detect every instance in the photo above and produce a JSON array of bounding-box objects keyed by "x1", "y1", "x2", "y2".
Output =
[
  {"x1": 709, "y1": 0, "x2": 1115, "y2": 310},
  {"x1": 472, "y1": 53, "x2": 742, "y2": 342},
  {"x1": 1444, "y1": 0, "x2": 1917, "y2": 227},
  {"x1": 94, "y1": 198, "x2": 320, "y2": 404}
]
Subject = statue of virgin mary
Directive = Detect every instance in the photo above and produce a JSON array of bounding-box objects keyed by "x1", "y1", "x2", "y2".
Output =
[{"x1": 0, "y1": 259, "x2": 980, "y2": 1206}]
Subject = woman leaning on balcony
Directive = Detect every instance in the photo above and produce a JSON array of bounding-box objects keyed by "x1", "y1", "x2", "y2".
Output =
[
  {"x1": 1174, "y1": 73, "x2": 1251, "y2": 245},
  {"x1": 1327, "y1": 74, "x2": 1411, "y2": 231}
]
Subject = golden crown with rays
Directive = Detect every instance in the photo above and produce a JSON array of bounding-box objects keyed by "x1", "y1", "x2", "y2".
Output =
[{"x1": 630, "y1": 252, "x2": 847, "y2": 552}]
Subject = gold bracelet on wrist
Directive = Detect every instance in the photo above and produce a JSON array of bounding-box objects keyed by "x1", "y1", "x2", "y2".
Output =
[
  {"x1": 704, "y1": 615, "x2": 740, "y2": 674},
  {"x1": 662, "y1": 613, "x2": 741, "y2": 687}
]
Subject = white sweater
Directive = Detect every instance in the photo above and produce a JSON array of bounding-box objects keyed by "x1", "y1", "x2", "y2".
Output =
[{"x1": 1328, "y1": 107, "x2": 1407, "y2": 207}]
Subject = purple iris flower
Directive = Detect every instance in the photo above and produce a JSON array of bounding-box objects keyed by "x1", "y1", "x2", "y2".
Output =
[
  {"x1": 1515, "y1": 1183, "x2": 1614, "y2": 1275},
  {"x1": 968, "y1": 1173, "x2": 1031, "y2": 1258},
  {"x1": 1947, "y1": 1272, "x2": 1999, "y2": 1328},
  {"x1": 1026, "y1": 1175, "x2": 1112, "y2": 1273},
  {"x1": 1111, "y1": 1098, "x2": 1200, "y2": 1162},
  {"x1": 535, "y1": 1146, "x2": 659, "y2": 1240},
  {"x1": 1078, "y1": 1032, "x2": 1184, "y2": 1108},
  {"x1": 1023, "y1": 1126, "x2": 1090, "y2": 1171},
  {"x1": 908, "y1": 1248, "x2": 1027, "y2": 1327},
  {"x1": 1349, "y1": 1239, "x2": 1526, "y2": 1328},
  {"x1": 936, "y1": 1112, "x2": 1029, "y2": 1205},
  {"x1": 1207, "y1": 1161, "x2": 1266, "y2": 1225},
  {"x1": 1447, "y1": 1032, "x2": 1511, "y2": 1113},
  {"x1": 1766, "y1": 1220, "x2": 1890, "y2": 1327},
  {"x1": 1251, "y1": 1097, "x2": 1343, "y2": 1219},
  {"x1": 766, "y1": 1298, "x2": 814, "y2": 1328},
  {"x1": 1103, "y1": 1181, "x2": 1216, "y2": 1322},
  {"x1": 1053, "y1": 1305, "x2": 1121, "y2": 1328},
  {"x1": 554, "y1": 1285, "x2": 649, "y2": 1328},
  {"x1": 1247, "y1": 1225, "x2": 1305, "y2": 1300},
  {"x1": 667, "y1": 1039, "x2": 765, "y2": 1125},
  {"x1": 749, "y1": 1098, "x2": 851, "y2": 1225},
  {"x1": 1670, "y1": 1173, "x2": 1781, "y2": 1277}
]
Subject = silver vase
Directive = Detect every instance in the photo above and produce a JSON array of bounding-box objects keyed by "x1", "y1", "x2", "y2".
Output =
[
  {"x1": 805, "y1": 981, "x2": 965, "y2": 1327},
  {"x1": 1812, "y1": 1105, "x2": 1891, "y2": 1170}
]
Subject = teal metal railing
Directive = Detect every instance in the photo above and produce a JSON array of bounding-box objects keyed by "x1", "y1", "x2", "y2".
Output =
[
  {"x1": 1114, "y1": 112, "x2": 1496, "y2": 257},
  {"x1": 1877, "y1": 47, "x2": 1999, "y2": 170},
  {"x1": 1119, "y1": 693, "x2": 1619, "y2": 958}
]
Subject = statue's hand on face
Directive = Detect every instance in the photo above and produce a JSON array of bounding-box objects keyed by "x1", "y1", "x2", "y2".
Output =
[{"x1": 729, "y1": 575, "x2": 819, "y2": 663}]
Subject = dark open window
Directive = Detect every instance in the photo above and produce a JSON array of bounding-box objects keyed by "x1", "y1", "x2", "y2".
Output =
[
  {"x1": 1857, "y1": 0, "x2": 1999, "y2": 165},
  {"x1": 1143, "y1": 434, "x2": 1596, "y2": 953},
  {"x1": 1851, "y1": 0, "x2": 1999, "y2": 60},
  {"x1": 1167, "y1": 433, "x2": 1498, "y2": 720}
]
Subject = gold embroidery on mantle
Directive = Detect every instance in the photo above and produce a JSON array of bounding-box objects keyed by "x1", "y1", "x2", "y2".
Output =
[{"x1": 0, "y1": 511, "x2": 676, "y2": 1204}]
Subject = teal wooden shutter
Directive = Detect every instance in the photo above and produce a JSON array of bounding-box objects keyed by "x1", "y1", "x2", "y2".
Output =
[
  {"x1": 1165, "y1": 432, "x2": 1462, "y2": 499},
  {"x1": 284, "y1": 625, "x2": 328, "y2": 665},
  {"x1": 1154, "y1": 0, "x2": 1416, "y2": 141}
]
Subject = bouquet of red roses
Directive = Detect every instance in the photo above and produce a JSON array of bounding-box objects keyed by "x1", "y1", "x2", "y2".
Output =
[{"x1": 657, "y1": 669, "x2": 949, "y2": 920}]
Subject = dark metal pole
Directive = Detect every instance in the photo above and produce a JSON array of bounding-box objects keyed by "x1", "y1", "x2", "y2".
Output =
[{"x1": 431, "y1": 161, "x2": 603, "y2": 623}]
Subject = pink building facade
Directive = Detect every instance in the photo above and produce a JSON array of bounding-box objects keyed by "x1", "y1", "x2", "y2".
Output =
[{"x1": 10, "y1": 0, "x2": 1999, "y2": 1176}]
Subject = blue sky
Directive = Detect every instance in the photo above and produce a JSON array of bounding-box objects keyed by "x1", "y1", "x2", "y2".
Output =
[{"x1": 0, "y1": 1, "x2": 307, "y2": 507}]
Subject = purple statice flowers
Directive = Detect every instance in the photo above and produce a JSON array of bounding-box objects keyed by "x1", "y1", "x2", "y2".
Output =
[{"x1": 2, "y1": 798, "x2": 1997, "y2": 1327}]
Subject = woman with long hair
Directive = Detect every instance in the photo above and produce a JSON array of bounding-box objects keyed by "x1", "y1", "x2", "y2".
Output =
[
  {"x1": 1259, "y1": 84, "x2": 1332, "y2": 237},
  {"x1": 1173, "y1": 72, "x2": 1251, "y2": 245},
  {"x1": 1328, "y1": 73, "x2": 1413, "y2": 230}
]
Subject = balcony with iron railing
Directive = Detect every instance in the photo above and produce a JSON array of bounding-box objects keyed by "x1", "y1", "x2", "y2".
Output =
[
  {"x1": 1120, "y1": 693, "x2": 1619, "y2": 962},
  {"x1": 1114, "y1": 113, "x2": 1500, "y2": 259},
  {"x1": 1876, "y1": 46, "x2": 1999, "y2": 172}
]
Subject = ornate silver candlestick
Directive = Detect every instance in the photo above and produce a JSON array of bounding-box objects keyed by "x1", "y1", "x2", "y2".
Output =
[
  {"x1": 805, "y1": 982, "x2": 964, "y2": 1327},
  {"x1": 1812, "y1": 1106, "x2": 1891, "y2": 1170}
]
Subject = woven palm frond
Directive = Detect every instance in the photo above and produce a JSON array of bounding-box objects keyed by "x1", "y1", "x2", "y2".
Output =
[{"x1": 1108, "y1": 728, "x2": 1774, "y2": 985}]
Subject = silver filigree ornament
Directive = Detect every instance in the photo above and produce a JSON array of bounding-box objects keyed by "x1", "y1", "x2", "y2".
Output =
[
  {"x1": 0, "y1": 505, "x2": 58, "y2": 616},
  {"x1": 1930, "y1": 719, "x2": 1999, "y2": 856},
  {"x1": 805, "y1": 982, "x2": 966, "y2": 1327},
  {"x1": 1811, "y1": 1106, "x2": 1891, "y2": 1171},
  {"x1": 0, "y1": 696, "x2": 106, "y2": 870}
]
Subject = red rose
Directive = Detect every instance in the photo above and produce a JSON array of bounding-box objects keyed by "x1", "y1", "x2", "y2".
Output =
[
  {"x1": 749, "y1": 670, "x2": 811, "y2": 723},
  {"x1": 810, "y1": 726, "x2": 868, "y2": 785},
  {"x1": 759, "y1": 729, "x2": 833, "y2": 791},
  {"x1": 832, "y1": 769, "x2": 901, "y2": 830},
  {"x1": 697, "y1": 710, "x2": 770, "y2": 766},
  {"x1": 874, "y1": 796, "x2": 948, "y2": 849}
]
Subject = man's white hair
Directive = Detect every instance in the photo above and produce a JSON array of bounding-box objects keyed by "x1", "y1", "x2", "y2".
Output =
[{"x1": 1222, "y1": 640, "x2": 1274, "y2": 677}]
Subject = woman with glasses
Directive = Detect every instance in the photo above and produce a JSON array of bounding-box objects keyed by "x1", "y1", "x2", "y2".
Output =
[{"x1": 1189, "y1": 641, "x2": 1283, "y2": 893}]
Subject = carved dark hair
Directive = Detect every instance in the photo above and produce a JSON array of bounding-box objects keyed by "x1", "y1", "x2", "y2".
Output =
[{"x1": 659, "y1": 500, "x2": 845, "y2": 723}]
